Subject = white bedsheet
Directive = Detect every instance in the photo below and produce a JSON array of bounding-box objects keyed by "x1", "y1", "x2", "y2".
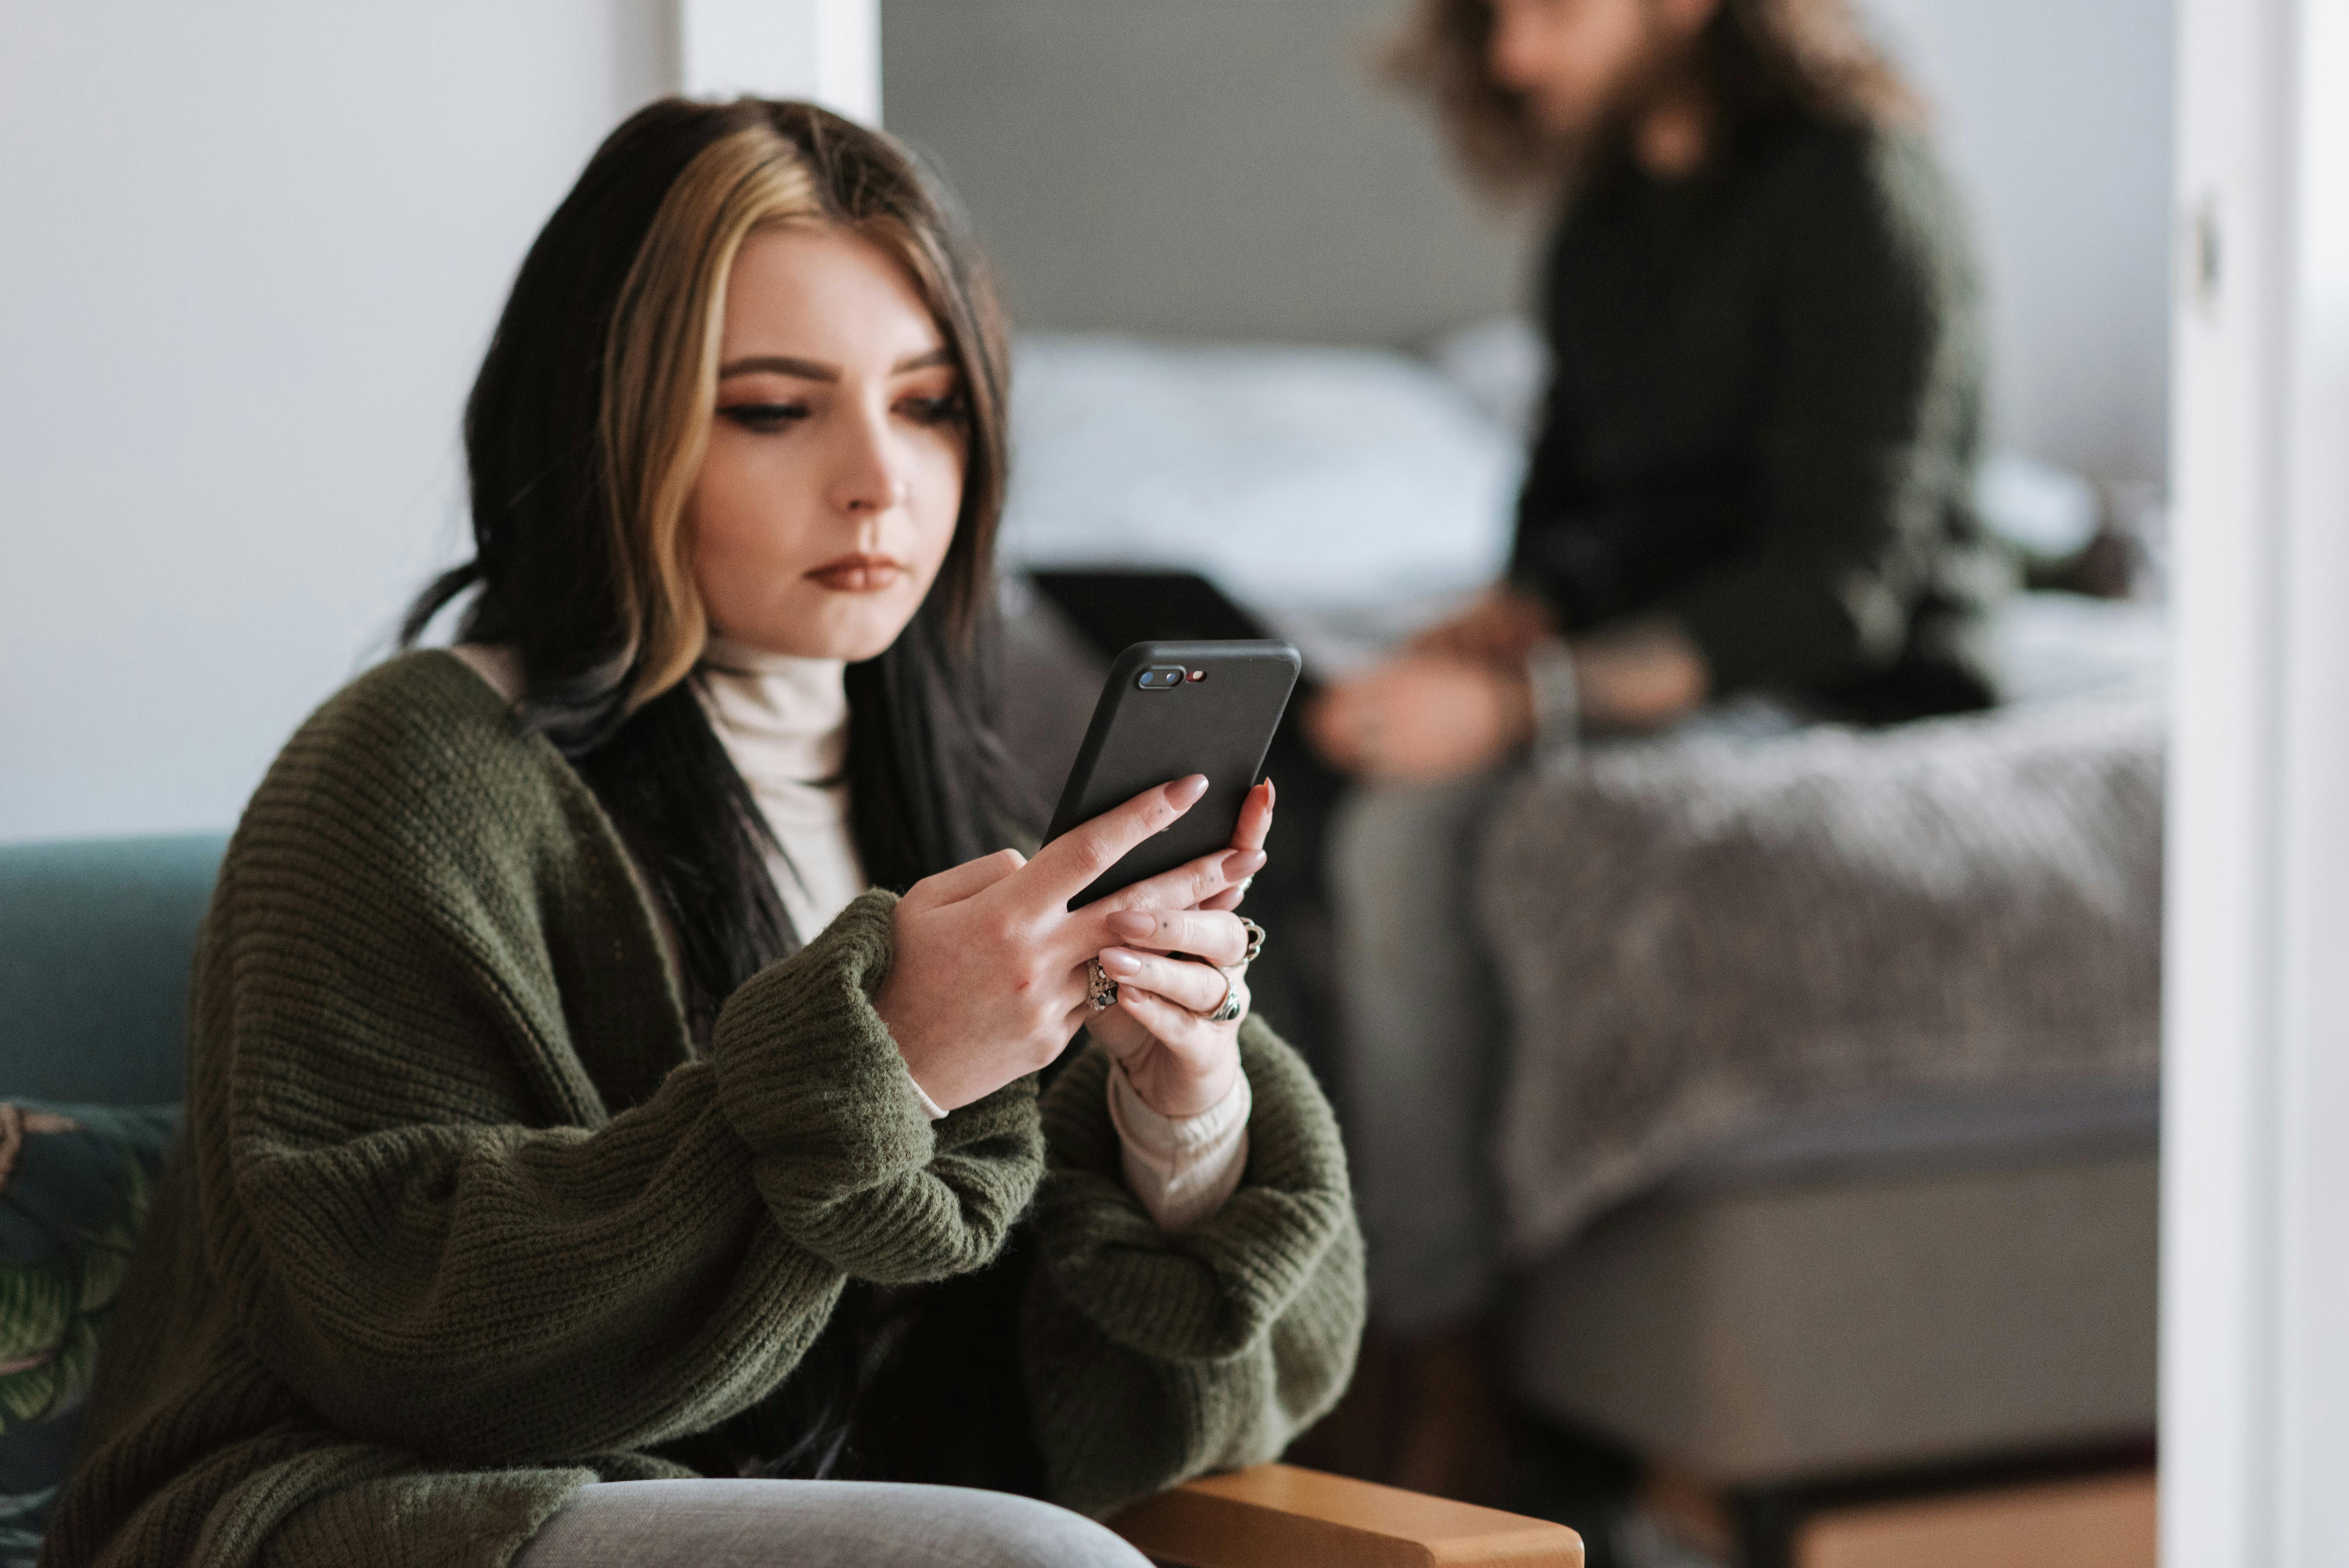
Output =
[
  {"x1": 1000, "y1": 329, "x2": 2167, "y2": 698},
  {"x1": 999, "y1": 332, "x2": 1519, "y2": 612}
]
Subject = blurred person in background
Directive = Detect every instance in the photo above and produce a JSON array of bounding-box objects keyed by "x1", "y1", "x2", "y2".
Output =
[{"x1": 1301, "y1": 0, "x2": 2008, "y2": 1500}]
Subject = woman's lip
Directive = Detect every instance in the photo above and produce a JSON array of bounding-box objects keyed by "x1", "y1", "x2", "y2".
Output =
[{"x1": 805, "y1": 555, "x2": 907, "y2": 592}]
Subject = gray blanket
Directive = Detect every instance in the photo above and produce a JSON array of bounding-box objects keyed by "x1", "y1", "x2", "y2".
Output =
[{"x1": 1474, "y1": 693, "x2": 2164, "y2": 1260}]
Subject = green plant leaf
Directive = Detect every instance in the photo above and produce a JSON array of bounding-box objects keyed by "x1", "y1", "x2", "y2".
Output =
[
  {"x1": 0, "y1": 1258, "x2": 74, "y2": 1363},
  {"x1": 41, "y1": 1313, "x2": 101, "y2": 1421},
  {"x1": 0, "y1": 1356, "x2": 61, "y2": 1429},
  {"x1": 73, "y1": 1151, "x2": 151, "y2": 1315}
]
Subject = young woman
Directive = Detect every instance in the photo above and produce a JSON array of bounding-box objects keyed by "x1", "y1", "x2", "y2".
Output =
[
  {"x1": 1306, "y1": 0, "x2": 2003, "y2": 1498},
  {"x1": 46, "y1": 100, "x2": 1361, "y2": 1568}
]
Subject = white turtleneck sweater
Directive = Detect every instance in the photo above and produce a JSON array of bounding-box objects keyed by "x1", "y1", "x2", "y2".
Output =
[{"x1": 450, "y1": 641, "x2": 1249, "y2": 1231}]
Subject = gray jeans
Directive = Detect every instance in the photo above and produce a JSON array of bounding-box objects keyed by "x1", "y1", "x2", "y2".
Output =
[
  {"x1": 513, "y1": 1480, "x2": 1151, "y2": 1567},
  {"x1": 1330, "y1": 773, "x2": 1514, "y2": 1335},
  {"x1": 1330, "y1": 703, "x2": 1811, "y2": 1333}
]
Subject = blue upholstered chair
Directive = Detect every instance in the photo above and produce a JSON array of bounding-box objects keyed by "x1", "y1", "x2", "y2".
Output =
[{"x1": 0, "y1": 834, "x2": 227, "y2": 1107}]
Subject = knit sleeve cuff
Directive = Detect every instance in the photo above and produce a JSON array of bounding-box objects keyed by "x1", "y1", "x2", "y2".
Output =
[
  {"x1": 710, "y1": 889, "x2": 1043, "y2": 1285},
  {"x1": 1107, "y1": 1060, "x2": 1251, "y2": 1231},
  {"x1": 1033, "y1": 1021, "x2": 1355, "y2": 1363}
]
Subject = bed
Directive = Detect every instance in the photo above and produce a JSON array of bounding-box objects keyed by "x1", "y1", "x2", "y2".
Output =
[{"x1": 993, "y1": 324, "x2": 2164, "y2": 1499}]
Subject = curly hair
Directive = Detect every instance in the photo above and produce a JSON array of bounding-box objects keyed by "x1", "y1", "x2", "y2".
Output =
[{"x1": 1387, "y1": 0, "x2": 1921, "y2": 198}]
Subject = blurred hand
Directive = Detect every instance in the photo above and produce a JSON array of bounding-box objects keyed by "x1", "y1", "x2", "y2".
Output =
[
  {"x1": 1306, "y1": 656, "x2": 1532, "y2": 782},
  {"x1": 1572, "y1": 619, "x2": 1709, "y2": 729},
  {"x1": 1085, "y1": 779, "x2": 1276, "y2": 1118},
  {"x1": 874, "y1": 775, "x2": 1260, "y2": 1111},
  {"x1": 1407, "y1": 583, "x2": 1558, "y2": 664}
]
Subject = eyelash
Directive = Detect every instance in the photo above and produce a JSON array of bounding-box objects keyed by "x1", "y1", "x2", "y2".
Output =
[
  {"x1": 721, "y1": 402, "x2": 807, "y2": 433},
  {"x1": 905, "y1": 394, "x2": 969, "y2": 427},
  {"x1": 719, "y1": 394, "x2": 967, "y2": 433}
]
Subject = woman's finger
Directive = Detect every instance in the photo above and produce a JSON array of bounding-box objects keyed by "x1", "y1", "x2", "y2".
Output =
[
  {"x1": 1116, "y1": 982, "x2": 1243, "y2": 1057},
  {"x1": 1101, "y1": 907, "x2": 1247, "y2": 968},
  {"x1": 1228, "y1": 779, "x2": 1275, "y2": 854},
  {"x1": 905, "y1": 845, "x2": 1027, "y2": 910},
  {"x1": 1097, "y1": 948, "x2": 1232, "y2": 1015},
  {"x1": 1084, "y1": 999, "x2": 1157, "y2": 1062},
  {"x1": 1094, "y1": 844, "x2": 1263, "y2": 920},
  {"x1": 1198, "y1": 779, "x2": 1276, "y2": 912},
  {"x1": 1022, "y1": 775, "x2": 1209, "y2": 910}
]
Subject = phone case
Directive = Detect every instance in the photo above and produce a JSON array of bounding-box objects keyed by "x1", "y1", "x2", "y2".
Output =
[{"x1": 1043, "y1": 639, "x2": 1301, "y2": 907}]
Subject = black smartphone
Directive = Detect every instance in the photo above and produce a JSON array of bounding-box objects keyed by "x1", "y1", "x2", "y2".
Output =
[{"x1": 1042, "y1": 639, "x2": 1302, "y2": 908}]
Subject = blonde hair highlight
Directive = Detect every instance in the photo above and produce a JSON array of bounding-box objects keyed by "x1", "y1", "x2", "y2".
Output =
[{"x1": 599, "y1": 126, "x2": 823, "y2": 709}]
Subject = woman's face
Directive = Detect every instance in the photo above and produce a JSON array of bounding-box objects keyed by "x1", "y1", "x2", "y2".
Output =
[
  {"x1": 1486, "y1": 0, "x2": 1707, "y2": 139},
  {"x1": 688, "y1": 224, "x2": 967, "y2": 663}
]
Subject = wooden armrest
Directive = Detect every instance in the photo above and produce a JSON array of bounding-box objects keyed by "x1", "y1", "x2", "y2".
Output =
[{"x1": 1107, "y1": 1463, "x2": 1584, "y2": 1567}]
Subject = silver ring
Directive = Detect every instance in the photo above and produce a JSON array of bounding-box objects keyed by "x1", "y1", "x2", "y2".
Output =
[
  {"x1": 1237, "y1": 918, "x2": 1266, "y2": 966},
  {"x1": 1207, "y1": 971, "x2": 1246, "y2": 1023},
  {"x1": 1085, "y1": 957, "x2": 1118, "y2": 1012}
]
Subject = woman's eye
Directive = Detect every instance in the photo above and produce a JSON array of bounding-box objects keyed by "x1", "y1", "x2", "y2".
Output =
[
  {"x1": 721, "y1": 402, "x2": 809, "y2": 432},
  {"x1": 900, "y1": 394, "x2": 968, "y2": 427}
]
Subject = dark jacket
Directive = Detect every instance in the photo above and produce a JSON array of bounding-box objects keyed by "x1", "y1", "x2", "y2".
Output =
[{"x1": 1512, "y1": 120, "x2": 2010, "y2": 721}]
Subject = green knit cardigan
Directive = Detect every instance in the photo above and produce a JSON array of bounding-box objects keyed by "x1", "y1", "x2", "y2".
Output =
[{"x1": 43, "y1": 652, "x2": 1364, "y2": 1568}]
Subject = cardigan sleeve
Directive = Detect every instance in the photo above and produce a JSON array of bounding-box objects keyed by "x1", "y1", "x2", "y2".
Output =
[
  {"x1": 201, "y1": 657, "x2": 1043, "y2": 1466},
  {"x1": 1019, "y1": 1021, "x2": 1365, "y2": 1517}
]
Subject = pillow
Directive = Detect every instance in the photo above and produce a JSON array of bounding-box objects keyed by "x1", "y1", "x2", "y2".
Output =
[
  {"x1": 0, "y1": 1100, "x2": 179, "y2": 1568},
  {"x1": 999, "y1": 331, "x2": 1519, "y2": 614}
]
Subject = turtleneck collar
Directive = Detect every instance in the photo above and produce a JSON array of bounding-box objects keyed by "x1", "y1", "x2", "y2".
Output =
[{"x1": 696, "y1": 635, "x2": 850, "y2": 788}]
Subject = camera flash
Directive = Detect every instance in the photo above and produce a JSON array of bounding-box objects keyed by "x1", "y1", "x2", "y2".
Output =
[{"x1": 1187, "y1": 669, "x2": 1207, "y2": 682}]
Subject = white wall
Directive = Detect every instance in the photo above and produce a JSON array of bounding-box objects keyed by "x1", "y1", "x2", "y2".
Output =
[
  {"x1": 1864, "y1": 0, "x2": 2174, "y2": 486},
  {"x1": 0, "y1": 4, "x2": 678, "y2": 842},
  {"x1": 681, "y1": 0, "x2": 880, "y2": 123},
  {"x1": 880, "y1": 0, "x2": 1530, "y2": 350},
  {"x1": 2165, "y1": 0, "x2": 2349, "y2": 1558}
]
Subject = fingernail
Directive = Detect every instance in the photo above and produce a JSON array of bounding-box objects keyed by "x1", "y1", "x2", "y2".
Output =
[
  {"x1": 1264, "y1": 777, "x2": 1278, "y2": 808},
  {"x1": 1167, "y1": 774, "x2": 1209, "y2": 808},
  {"x1": 1223, "y1": 849, "x2": 1267, "y2": 878},
  {"x1": 1106, "y1": 910, "x2": 1155, "y2": 940},
  {"x1": 1099, "y1": 948, "x2": 1142, "y2": 977}
]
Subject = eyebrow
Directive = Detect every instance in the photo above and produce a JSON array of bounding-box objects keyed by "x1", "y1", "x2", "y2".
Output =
[{"x1": 717, "y1": 347, "x2": 955, "y2": 382}]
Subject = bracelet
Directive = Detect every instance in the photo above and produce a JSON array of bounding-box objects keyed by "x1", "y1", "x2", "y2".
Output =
[{"x1": 1523, "y1": 635, "x2": 1581, "y2": 775}]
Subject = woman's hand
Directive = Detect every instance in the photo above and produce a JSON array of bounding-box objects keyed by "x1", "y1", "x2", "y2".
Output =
[
  {"x1": 1306, "y1": 656, "x2": 1533, "y2": 782},
  {"x1": 1085, "y1": 780, "x2": 1275, "y2": 1118},
  {"x1": 1571, "y1": 618, "x2": 1709, "y2": 728},
  {"x1": 1304, "y1": 581, "x2": 1550, "y2": 781},
  {"x1": 1310, "y1": 613, "x2": 1714, "y2": 779},
  {"x1": 873, "y1": 775, "x2": 1262, "y2": 1113}
]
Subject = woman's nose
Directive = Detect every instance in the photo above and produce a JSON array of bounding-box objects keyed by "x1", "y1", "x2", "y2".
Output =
[{"x1": 829, "y1": 408, "x2": 910, "y2": 517}]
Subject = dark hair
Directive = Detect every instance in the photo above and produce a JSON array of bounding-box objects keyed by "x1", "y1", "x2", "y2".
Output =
[
  {"x1": 403, "y1": 97, "x2": 1027, "y2": 1031},
  {"x1": 1387, "y1": 0, "x2": 1921, "y2": 198},
  {"x1": 400, "y1": 98, "x2": 1034, "y2": 1479}
]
